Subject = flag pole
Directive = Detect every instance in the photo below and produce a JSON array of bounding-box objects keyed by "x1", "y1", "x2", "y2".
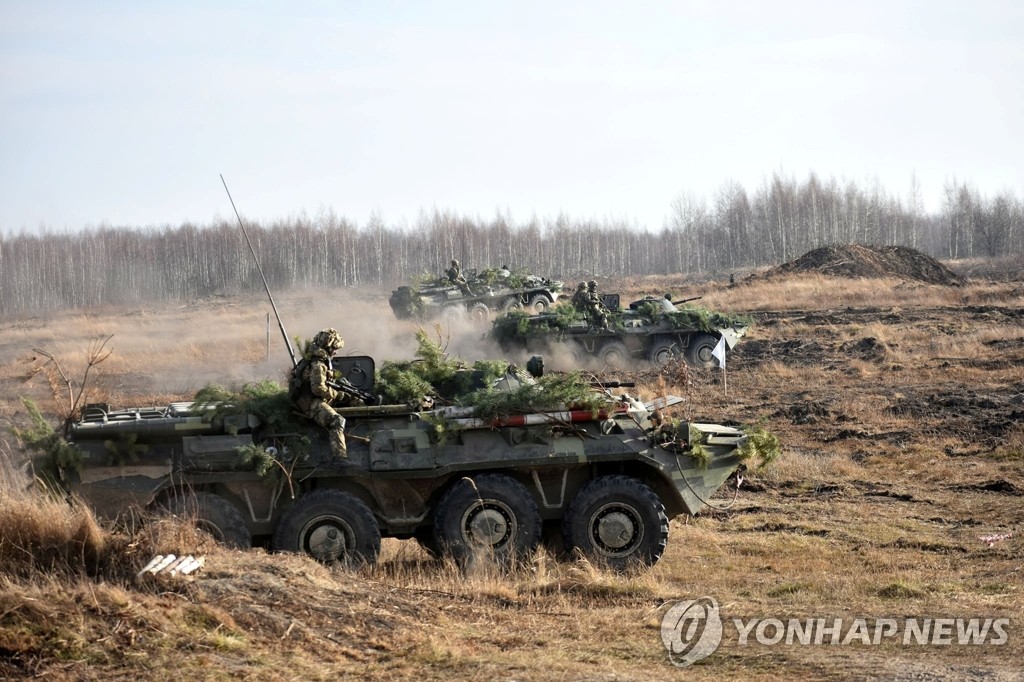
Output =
[{"x1": 711, "y1": 334, "x2": 728, "y2": 397}]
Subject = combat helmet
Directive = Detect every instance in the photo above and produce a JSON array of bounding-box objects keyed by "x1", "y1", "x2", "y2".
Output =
[
  {"x1": 587, "y1": 280, "x2": 597, "y2": 290},
  {"x1": 313, "y1": 328, "x2": 345, "y2": 353}
]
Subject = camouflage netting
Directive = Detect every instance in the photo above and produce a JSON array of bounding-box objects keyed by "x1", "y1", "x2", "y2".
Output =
[
  {"x1": 376, "y1": 330, "x2": 509, "y2": 405},
  {"x1": 415, "y1": 265, "x2": 558, "y2": 292},
  {"x1": 633, "y1": 301, "x2": 752, "y2": 331},
  {"x1": 477, "y1": 266, "x2": 536, "y2": 290},
  {"x1": 736, "y1": 423, "x2": 782, "y2": 469},
  {"x1": 490, "y1": 305, "x2": 586, "y2": 344},
  {"x1": 12, "y1": 398, "x2": 84, "y2": 486},
  {"x1": 389, "y1": 285, "x2": 426, "y2": 318},
  {"x1": 192, "y1": 379, "x2": 308, "y2": 435},
  {"x1": 376, "y1": 330, "x2": 607, "y2": 417},
  {"x1": 469, "y1": 372, "x2": 610, "y2": 421}
]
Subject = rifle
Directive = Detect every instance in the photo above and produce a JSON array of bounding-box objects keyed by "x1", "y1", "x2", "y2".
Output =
[{"x1": 327, "y1": 378, "x2": 381, "y2": 406}]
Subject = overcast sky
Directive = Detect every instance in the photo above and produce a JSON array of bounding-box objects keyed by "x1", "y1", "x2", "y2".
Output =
[{"x1": 1, "y1": 1, "x2": 1021, "y2": 234}]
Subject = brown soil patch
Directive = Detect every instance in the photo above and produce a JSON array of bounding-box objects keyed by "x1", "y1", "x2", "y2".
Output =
[{"x1": 766, "y1": 244, "x2": 966, "y2": 286}]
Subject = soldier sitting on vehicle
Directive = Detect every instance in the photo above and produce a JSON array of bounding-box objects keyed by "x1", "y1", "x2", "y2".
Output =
[
  {"x1": 446, "y1": 259, "x2": 471, "y2": 294},
  {"x1": 571, "y1": 281, "x2": 589, "y2": 313},
  {"x1": 586, "y1": 280, "x2": 611, "y2": 331},
  {"x1": 290, "y1": 328, "x2": 349, "y2": 461},
  {"x1": 661, "y1": 293, "x2": 677, "y2": 313}
]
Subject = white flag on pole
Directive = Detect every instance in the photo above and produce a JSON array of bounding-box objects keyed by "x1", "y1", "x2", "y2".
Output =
[{"x1": 711, "y1": 335, "x2": 726, "y2": 369}]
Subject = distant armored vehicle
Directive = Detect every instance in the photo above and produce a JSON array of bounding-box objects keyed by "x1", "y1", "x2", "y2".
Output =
[
  {"x1": 50, "y1": 356, "x2": 748, "y2": 570},
  {"x1": 389, "y1": 267, "x2": 563, "y2": 321},
  {"x1": 490, "y1": 295, "x2": 749, "y2": 368}
]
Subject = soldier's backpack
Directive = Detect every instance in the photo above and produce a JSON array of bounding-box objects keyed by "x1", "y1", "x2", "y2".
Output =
[{"x1": 288, "y1": 357, "x2": 311, "y2": 402}]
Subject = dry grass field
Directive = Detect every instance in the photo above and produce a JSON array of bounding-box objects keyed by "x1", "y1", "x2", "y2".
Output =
[{"x1": 1, "y1": 257, "x2": 1022, "y2": 680}]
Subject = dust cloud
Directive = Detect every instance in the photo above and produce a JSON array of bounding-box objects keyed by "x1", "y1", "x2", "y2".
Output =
[{"x1": 0, "y1": 286, "x2": 595, "y2": 414}]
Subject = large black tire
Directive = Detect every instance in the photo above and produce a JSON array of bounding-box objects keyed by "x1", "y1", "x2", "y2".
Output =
[
  {"x1": 648, "y1": 338, "x2": 680, "y2": 366},
  {"x1": 686, "y1": 333, "x2": 721, "y2": 369},
  {"x1": 164, "y1": 491, "x2": 252, "y2": 549},
  {"x1": 469, "y1": 302, "x2": 490, "y2": 324},
  {"x1": 600, "y1": 341, "x2": 629, "y2": 368},
  {"x1": 272, "y1": 489, "x2": 381, "y2": 566},
  {"x1": 563, "y1": 475, "x2": 669, "y2": 571},
  {"x1": 432, "y1": 474, "x2": 542, "y2": 566},
  {"x1": 527, "y1": 294, "x2": 551, "y2": 313}
]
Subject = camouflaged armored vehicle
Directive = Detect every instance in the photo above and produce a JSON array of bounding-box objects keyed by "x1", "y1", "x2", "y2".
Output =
[
  {"x1": 389, "y1": 267, "x2": 563, "y2": 321},
  {"x1": 491, "y1": 294, "x2": 749, "y2": 369},
  {"x1": 53, "y1": 356, "x2": 748, "y2": 570}
]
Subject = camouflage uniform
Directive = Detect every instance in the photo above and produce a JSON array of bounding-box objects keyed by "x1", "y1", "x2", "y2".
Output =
[
  {"x1": 571, "y1": 281, "x2": 589, "y2": 313},
  {"x1": 586, "y1": 280, "x2": 610, "y2": 330},
  {"x1": 293, "y1": 328, "x2": 347, "y2": 459},
  {"x1": 661, "y1": 293, "x2": 677, "y2": 313},
  {"x1": 447, "y1": 259, "x2": 471, "y2": 294}
]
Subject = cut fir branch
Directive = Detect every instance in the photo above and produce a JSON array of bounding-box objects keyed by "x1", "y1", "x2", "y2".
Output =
[{"x1": 12, "y1": 397, "x2": 84, "y2": 487}]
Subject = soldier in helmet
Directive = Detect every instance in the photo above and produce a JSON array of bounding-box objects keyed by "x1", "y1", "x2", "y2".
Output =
[
  {"x1": 586, "y1": 280, "x2": 610, "y2": 330},
  {"x1": 571, "y1": 281, "x2": 589, "y2": 313},
  {"x1": 291, "y1": 328, "x2": 349, "y2": 460},
  {"x1": 446, "y1": 259, "x2": 471, "y2": 294}
]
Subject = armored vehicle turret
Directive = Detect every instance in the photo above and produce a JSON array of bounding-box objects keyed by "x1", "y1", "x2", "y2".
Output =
[{"x1": 50, "y1": 355, "x2": 750, "y2": 570}]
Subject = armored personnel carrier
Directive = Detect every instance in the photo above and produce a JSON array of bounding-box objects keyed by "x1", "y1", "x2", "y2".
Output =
[
  {"x1": 389, "y1": 267, "x2": 563, "y2": 321},
  {"x1": 490, "y1": 294, "x2": 750, "y2": 369},
  {"x1": 50, "y1": 356, "x2": 749, "y2": 570}
]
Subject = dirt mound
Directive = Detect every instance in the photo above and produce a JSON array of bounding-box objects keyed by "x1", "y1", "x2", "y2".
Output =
[{"x1": 770, "y1": 244, "x2": 965, "y2": 286}]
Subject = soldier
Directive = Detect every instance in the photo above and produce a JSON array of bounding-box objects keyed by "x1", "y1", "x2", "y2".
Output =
[
  {"x1": 571, "y1": 281, "x2": 589, "y2": 313},
  {"x1": 291, "y1": 328, "x2": 348, "y2": 460},
  {"x1": 446, "y1": 259, "x2": 471, "y2": 294},
  {"x1": 586, "y1": 280, "x2": 610, "y2": 330},
  {"x1": 661, "y1": 293, "x2": 677, "y2": 313}
]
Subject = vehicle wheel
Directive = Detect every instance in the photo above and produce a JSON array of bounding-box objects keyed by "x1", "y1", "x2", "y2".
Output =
[
  {"x1": 432, "y1": 474, "x2": 542, "y2": 566},
  {"x1": 502, "y1": 298, "x2": 523, "y2": 312},
  {"x1": 272, "y1": 489, "x2": 381, "y2": 566},
  {"x1": 600, "y1": 341, "x2": 629, "y2": 368},
  {"x1": 164, "y1": 491, "x2": 252, "y2": 549},
  {"x1": 469, "y1": 302, "x2": 490, "y2": 324},
  {"x1": 648, "y1": 339, "x2": 679, "y2": 366},
  {"x1": 440, "y1": 305, "x2": 461, "y2": 322},
  {"x1": 686, "y1": 333, "x2": 720, "y2": 369},
  {"x1": 567, "y1": 344, "x2": 587, "y2": 366},
  {"x1": 563, "y1": 475, "x2": 669, "y2": 571},
  {"x1": 527, "y1": 294, "x2": 551, "y2": 313}
]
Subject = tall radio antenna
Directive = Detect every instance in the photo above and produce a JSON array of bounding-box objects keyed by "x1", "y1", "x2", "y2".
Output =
[{"x1": 220, "y1": 174, "x2": 297, "y2": 367}]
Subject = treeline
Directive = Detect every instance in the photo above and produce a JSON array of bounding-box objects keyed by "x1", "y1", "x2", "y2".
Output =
[{"x1": 1, "y1": 174, "x2": 1021, "y2": 315}]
